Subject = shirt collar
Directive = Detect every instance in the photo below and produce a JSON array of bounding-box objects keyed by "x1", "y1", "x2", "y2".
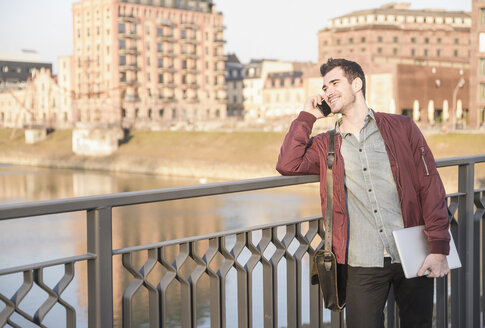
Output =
[{"x1": 335, "y1": 108, "x2": 375, "y2": 137}]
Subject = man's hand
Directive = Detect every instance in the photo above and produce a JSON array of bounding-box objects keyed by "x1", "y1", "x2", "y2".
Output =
[
  {"x1": 303, "y1": 95, "x2": 332, "y2": 119},
  {"x1": 417, "y1": 254, "x2": 449, "y2": 278}
]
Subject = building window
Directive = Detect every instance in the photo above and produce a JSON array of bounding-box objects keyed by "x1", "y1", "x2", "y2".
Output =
[
  {"x1": 437, "y1": 37, "x2": 441, "y2": 44},
  {"x1": 158, "y1": 58, "x2": 163, "y2": 67},
  {"x1": 377, "y1": 47, "x2": 382, "y2": 54},
  {"x1": 361, "y1": 37, "x2": 366, "y2": 43},
  {"x1": 181, "y1": 29, "x2": 187, "y2": 39},
  {"x1": 336, "y1": 39, "x2": 341, "y2": 45},
  {"x1": 454, "y1": 49, "x2": 459, "y2": 57},
  {"x1": 411, "y1": 37, "x2": 416, "y2": 43},
  {"x1": 119, "y1": 56, "x2": 126, "y2": 65},
  {"x1": 424, "y1": 49, "x2": 428, "y2": 56},
  {"x1": 454, "y1": 38, "x2": 459, "y2": 45},
  {"x1": 480, "y1": 33, "x2": 485, "y2": 52},
  {"x1": 119, "y1": 23, "x2": 126, "y2": 33},
  {"x1": 437, "y1": 49, "x2": 441, "y2": 57},
  {"x1": 157, "y1": 27, "x2": 163, "y2": 37},
  {"x1": 159, "y1": 109, "x2": 164, "y2": 117},
  {"x1": 377, "y1": 36, "x2": 383, "y2": 42},
  {"x1": 158, "y1": 74, "x2": 163, "y2": 83},
  {"x1": 411, "y1": 48, "x2": 415, "y2": 56},
  {"x1": 349, "y1": 37, "x2": 353, "y2": 44},
  {"x1": 424, "y1": 37, "x2": 429, "y2": 44},
  {"x1": 393, "y1": 48, "x2": 398, "y2": 55},
  {"x1": 480, "y1": 59, "x2": 485, "y2": 76},
  {"x1": 480, "y1": 83, "x2": 485, "y2": 101},
  {"x1": 393, "y1": 36, "x2": 398, "y2": 43},
  {"x1": 481, "y1": 8, "x2": 485, "y2": 25}
]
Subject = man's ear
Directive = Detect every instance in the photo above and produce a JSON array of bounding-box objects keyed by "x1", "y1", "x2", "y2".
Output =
[{"x1": 352, "y1": 77, "x2": 363, "y2": 94}]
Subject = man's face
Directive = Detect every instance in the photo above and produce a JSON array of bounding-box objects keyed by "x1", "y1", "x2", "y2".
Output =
[{"x1": 321, "y1": 67, "x2": 356, "y2": 114}]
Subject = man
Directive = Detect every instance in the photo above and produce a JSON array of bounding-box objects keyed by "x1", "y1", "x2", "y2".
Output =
[{"x1": 276, "y1": 58, "x2": 450, "y2": 327}]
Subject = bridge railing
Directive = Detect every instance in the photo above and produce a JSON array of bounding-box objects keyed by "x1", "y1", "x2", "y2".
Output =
[{"x1": 0, "y1": 155, "x2": 484, "y2": 328}]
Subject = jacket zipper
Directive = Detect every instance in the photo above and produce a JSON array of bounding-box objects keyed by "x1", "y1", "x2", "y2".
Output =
[
  {"x1": 421, "y1": 147, "x2": 430, "y2": 176},
  {"x1": 384, "y1": 141, "x2": 403, "y2": 205}
]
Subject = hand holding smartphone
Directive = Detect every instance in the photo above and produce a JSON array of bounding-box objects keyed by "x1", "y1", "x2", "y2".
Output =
[{"x1": 316, "y1": 101, "x2": 331, "y2": 117}]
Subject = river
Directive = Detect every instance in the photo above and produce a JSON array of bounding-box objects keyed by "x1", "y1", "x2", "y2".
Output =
[{"x1": 0, "y1": 164, "x2": 323, "y2": 327}]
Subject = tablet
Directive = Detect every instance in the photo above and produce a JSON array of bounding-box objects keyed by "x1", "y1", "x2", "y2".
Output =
[{"x1": 392, "y1": 225, "x2": 461, "y2": 279}]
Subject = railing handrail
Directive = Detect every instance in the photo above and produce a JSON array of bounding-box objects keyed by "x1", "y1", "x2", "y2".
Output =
[
  {"x1": 1, "y1": 154, "x2": 484, "y2": 222},
  {"x1": 0, "y1": 175, "x2": 320, "y2": 221}
]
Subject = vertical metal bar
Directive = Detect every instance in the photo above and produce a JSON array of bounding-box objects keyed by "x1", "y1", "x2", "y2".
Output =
[
  {"x1": 87, "y1": 207, "x2": 113, "y2": 328},
  {"x1": 435, "y1": 276, "x2": 447, "y2": 328},
  {"x1": 450, "y1": 222, "x2": 460, "y2": 328},
  {"x1": 458, "y1": 163, "x2": 480, "y2": 328},
  {"x1": 259, "y1": 229, "x2": 273, "y2": 327},
  {"x1": 330, "y1": 310, "x2": 343, "y2": 328}
]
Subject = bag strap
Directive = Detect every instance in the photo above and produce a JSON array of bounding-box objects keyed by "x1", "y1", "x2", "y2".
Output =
[{"x1": 324, "y1": 130, "x2": 335, "y2": 252}]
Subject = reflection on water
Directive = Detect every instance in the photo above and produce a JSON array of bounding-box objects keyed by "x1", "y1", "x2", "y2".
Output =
[{"x1": 0, "y1": 165, "x2": 322, "y2": 327}]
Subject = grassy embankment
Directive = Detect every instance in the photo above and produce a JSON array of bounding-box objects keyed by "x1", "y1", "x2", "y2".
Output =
[{"x1": 0, "y1": 128, "x2": 484, "y2": 185}]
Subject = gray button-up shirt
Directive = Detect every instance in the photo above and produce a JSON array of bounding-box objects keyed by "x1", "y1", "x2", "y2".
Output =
[{"x1": 336, "y1": 110, "x2": 404, "y2": 267}]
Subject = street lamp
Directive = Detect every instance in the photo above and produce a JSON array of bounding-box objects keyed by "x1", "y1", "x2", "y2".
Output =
[{"x1": 451, "y1": 77, "x2": 466, "y2": 132}]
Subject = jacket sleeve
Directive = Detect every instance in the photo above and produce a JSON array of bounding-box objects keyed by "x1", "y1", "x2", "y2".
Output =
[
  {"x1": 408, "y1": 120, "x2": 450, "y2": 255},
  {"x1": 276, "y1": 111, "x2": 322, "y2": 175}
]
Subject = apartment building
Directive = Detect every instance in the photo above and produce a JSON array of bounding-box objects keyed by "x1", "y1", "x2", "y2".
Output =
[
  {"x1": 318, "y1": 3, "x2": 473, "y2": 127},
  {"x1": 241, "y1": 59, "x2": 293, "y2": 122},
  {"x1": 470, "y1": 0, "x2": 485, "y2": 128},
  {"x1": 225, "y1": 53, "x2": 244, "y2": 118},
  {"x1": 72, "y1": 0, "x2": 226, "y2": 129}
]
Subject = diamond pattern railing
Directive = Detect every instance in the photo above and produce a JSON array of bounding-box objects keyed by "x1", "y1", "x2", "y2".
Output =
[
  {"x1": 0, "y1": 156, "x2": 483, "y2": 327},
  {"x1": 114, "y1": 217, "x2": 324, "y2": 328}
]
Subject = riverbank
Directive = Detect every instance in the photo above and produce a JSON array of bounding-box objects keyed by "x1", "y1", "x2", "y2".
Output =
[{"x1": 1, "y1": 128, "x2": 484, "y2": 183}]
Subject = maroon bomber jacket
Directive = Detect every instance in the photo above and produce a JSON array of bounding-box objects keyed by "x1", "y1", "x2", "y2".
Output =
[{"x1": 276, "y1": 110, "x2": 450, "y2": 264}]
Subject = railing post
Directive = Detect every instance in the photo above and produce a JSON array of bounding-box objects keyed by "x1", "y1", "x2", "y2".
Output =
[
  {"x1": 457, "y1": 162, "x2": 480, "y2": 328},
  {"x1": 87, "y1": 207, "x2": 113, "y2": 328}
]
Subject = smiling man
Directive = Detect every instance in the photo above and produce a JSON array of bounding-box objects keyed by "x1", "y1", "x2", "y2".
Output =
[{"x1": 276, "y1": 58, "x2": 450, "y2": 327}]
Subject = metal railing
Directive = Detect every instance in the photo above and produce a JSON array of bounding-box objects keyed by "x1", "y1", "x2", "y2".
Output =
[{"x1": 0, "y1": 155, "x2": 484, "y2": 328}]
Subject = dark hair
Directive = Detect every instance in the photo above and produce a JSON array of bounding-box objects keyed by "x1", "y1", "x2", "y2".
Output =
[{"x1": 320, "y1": 58, "x2": 366, "y2": 98}]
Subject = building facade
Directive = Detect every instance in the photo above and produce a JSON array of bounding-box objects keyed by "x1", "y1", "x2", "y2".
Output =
[
  {"x1": 225, "y1": 53, "x2": 244, "y2": 118},
  {"x1": 470, "y1": 0, "x2": 485, "y2": 129},
  {"x1": 72, "y1": 0, "x2": 226, "y2": 129},
  {"x1": 0, "y1": 65, "x2": 73, "y2": 129},
  {"x1": 318, "y1": 3, "x2": 475, "y2": 127},
  {"x1": 0, "y1": 51, "x2": 52, "y2": 85}
]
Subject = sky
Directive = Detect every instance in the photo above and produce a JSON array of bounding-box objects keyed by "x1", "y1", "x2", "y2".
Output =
[{"x1": 0, "y1": 0, "x2": 472, "y2": 73}]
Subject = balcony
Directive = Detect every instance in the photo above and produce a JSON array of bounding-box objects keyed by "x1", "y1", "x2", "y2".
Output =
[
  {"x1": 180, "y1": 52, "x2": 198, "y2": 60},
  {"x1": 159, "y1": 81, "x2": 177, "y2": 88},
  {"x1": 157, "y1": 34, "x2": 176, "y2": 43},
  {"x1": 158, "y1": 51, "x2": 176, "y2": 58},
  {"x1": 156, "y1": 17, "x2": 174, "y2": 27},
  {"x1": 180, "y1": 22, "x2": 197, "y2": 30},
  {"x1": 214, "y1": 54, "x2": 228, "y2": 61},
  {"x1": 118, "y1": 31, "x2": 139, "y2": 39},
  {"x1": 181, "y1": 67, "x2": 198, "y2": 74},
  {"x1": 158, "y1": 66, "x2": 176, "y2": 73},
  {"x1": 119, "y1": 64, "x2": 138, "y2": 71},
  {"x1": 182, "y1": 83, "x2": 199, "y2": 89},
  {"x1": 185, "y1": 97, "x2": 199, "y2": 103},
  {"x1": 181, "y1": 37, "x2": 198, "y2": 45},
  {"x1": 119, "y1": 79, "x2": 139, "y2": 87},
  {"x1": 118, "y1": 15, "x2": 139, "y2": 24},
  {"x1": 122, "y1": 94, "x2": 140, "y2": 102},
  {"x1": 214, "y1": 38, "x2": 226, "y2": 44},
  {"x1": 216, "y1": 96, "x2": 228, "y2": 103},
  {"x1": 214, "y1": 68, "x2": 226, "y2": 75},
  {"x1": 119, "y1": 47, "x2": 139, "y2": 55},
  {"x1": 161, "y1": 96, "x2": 176, "y2": 103}
]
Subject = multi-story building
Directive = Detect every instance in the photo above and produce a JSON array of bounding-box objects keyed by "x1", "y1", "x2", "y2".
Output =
[
  {"x1": 470, "y1": 0, "x2": 485, "y2": 129},
  {"x1": 0, "y1": 51, "x2": 52, "y2": 86},
  {"x1": 225, "y1": 53, "x2": 244, "y2": 118},
  {"x1": 72, "y1": 0, "x2": 226, "y2": 129},
  {"x1": 318, "y1": 3, "x2": 473, "y2": 127},
  {"x1": 262, "y1": 71, "x2": 304, "y2": 120},
  {"x1": 0, "y1": 64, "x2": 73, "y2": 129},
  {"x1": 241, "y1": 59, "x2": 293, "y2": 122}
]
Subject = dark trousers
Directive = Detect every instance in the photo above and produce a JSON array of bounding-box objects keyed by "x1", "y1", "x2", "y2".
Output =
[{"x1": 345, "y1": 258, "x2": 434, "y2": 328}]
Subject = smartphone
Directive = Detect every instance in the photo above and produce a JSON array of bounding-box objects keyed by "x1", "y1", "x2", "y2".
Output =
[{"x1": 316, "y1": 101, "x2": 331, "y2": 117}]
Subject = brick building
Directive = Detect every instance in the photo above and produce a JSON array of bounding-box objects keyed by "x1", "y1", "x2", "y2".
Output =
[
  {"x1": 72, "y1": 0, "x2": 226, "y2": 129},
  {"x1": 470, "y1": 0, "x2": 485, "y2": 128},
  {"x1": 318, "y1": 3, "x2": 474, "y2": 127}
]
